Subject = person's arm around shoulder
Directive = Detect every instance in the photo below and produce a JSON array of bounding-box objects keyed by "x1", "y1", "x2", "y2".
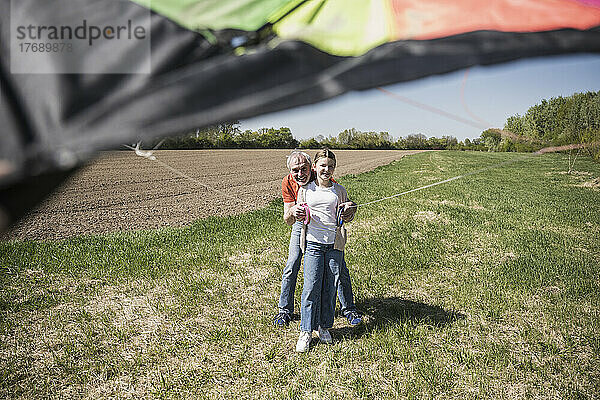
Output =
[
  {"x1": 336, "y1": 183, "x2": 357, "y2": 223},
  {"x1": 282, "y1": 175, "x2": 307, "y2": 225}
]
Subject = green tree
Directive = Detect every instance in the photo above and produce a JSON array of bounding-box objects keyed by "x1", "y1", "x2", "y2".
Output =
[
  {"x1": 235, "y1": 129, "x2": 258, "y2": 148},
  {"x1": 404, "y1": 133, "x2": 428, "y2": 149},
  {"x1": 338, "y1": 128, "x2": 359, "y2": 148},
  {"x1": 480, "y1": 129, "x2": 502, "y2": 152},
  {"x1": 299, "y1": 138, "x2": 321, "y2": 149}
]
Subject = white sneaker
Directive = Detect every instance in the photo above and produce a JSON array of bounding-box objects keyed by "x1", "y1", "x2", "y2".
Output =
[
  {"x1": 317, "y1": 326, "x2": 332, "y2": 344},
  {"x1": 295, "y1": 331, "x2": 312, "y2": 353}
]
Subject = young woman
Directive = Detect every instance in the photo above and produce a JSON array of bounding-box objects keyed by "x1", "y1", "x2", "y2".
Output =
[{"x1": 295, "y1": 148, "x2": 355, "y2": 352}]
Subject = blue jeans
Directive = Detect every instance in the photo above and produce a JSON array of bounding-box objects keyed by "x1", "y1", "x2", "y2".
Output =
[
  {"x1": 336, "y1": 255, "x2": 356, "y2": 317},
  {"x1": 278, "y1": 222, "x2": 357, "y2": 316},
  {"x1": 277, "y1": 222, "x2": 303, "y2": 315},
  {"x1": 300, "y1": 241, "x2": 342, "y2": 332}
]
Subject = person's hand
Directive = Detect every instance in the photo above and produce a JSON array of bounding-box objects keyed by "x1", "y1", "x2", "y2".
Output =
[
  {"x1": 292, "y1": 204, "x2": 307, "y2": 221},
  {"x1": 340, "y1": 201, "x2": 357, "y2": 222}
]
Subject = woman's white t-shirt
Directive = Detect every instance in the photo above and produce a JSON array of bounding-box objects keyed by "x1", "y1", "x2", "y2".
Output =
[{"x1": 304, "y1": 181, "x2": 338, "y2": 244}]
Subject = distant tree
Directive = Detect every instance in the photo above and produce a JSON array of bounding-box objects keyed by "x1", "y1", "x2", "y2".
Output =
[
  {"x1": 300, "y1": 138, "x2": 323, "y2": 149},
  {"x1": 216, "y1": 132, "x2": 236, "y2": 148},
  {"x1": 395, "y1": 137, "x2": 407, "y2": 149},
  {"x1": 480, "y1": 129, "x2": 502, "y2": 152},
  {"x1": 235, "y1": 130, "x2": 257, "y2": 148},
  {"x1": 299, "y1": 138, "x2": 321, "y2": 149},
  {"x1": 498, "y1": 138, "x2": 516, "y2": 152},
  {"x1": 320, "y1": 135, "x2": 339, "y2": 148},
  {"x1": 253, "y1": 127, "x2": 298, "y2": 148},
  {"x1": 463, "y1": 138, "x2": 472, "y2": 150},
  {"x1": 338, "y1": 128, "x2": 359, "y2": 147},
  {"x1": 404, "y1": 133, "x2": 428, "y2": 149},
  {"x1": 504, "y1": 114, "x2": 526, "y2": 137},
  {"x1": 218, "y1": 121, "x2": 241, "y2": 136},
  {"x1": 443, "y1": 135, "x2": 459, "y2": 150},
  {"x1": 427, "y1": 136, "x2": 444, "y2": 150}
]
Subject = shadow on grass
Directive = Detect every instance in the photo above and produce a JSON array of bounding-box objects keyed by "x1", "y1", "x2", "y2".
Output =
[{"x1": 333, "y1": 297, "x2": 465, "y2": 339}]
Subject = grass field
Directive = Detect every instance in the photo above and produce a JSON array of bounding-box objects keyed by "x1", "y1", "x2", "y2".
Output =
[{"x1": 1, "y1": 151, "x2": 599, "y2": 399}]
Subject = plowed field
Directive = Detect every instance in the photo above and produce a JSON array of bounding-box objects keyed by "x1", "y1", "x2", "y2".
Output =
[{"x1": 8, "y1": 149, "x2": 425, "y2": 240}]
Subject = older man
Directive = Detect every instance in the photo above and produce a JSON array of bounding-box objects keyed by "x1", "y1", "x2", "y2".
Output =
[{"x1": 274, "y1": 150, "x2": 362, "y2": 327}]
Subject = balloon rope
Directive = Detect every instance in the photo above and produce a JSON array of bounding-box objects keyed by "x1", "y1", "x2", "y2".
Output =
[
  {"x1": 376, "y1": 87, "x2": 486, "y2": 130},
  {"x1": 124, "y1": 143, "x2": 285, "y2": 215},
  {"x1": 348, "y1": 153, "x2": 533, "y2": 209},
  {"x1": 347, "y1": 140, "x2": 599, "y2": 209},
  {"x1": 126, "y1": 115, "x2": 598, "y2": 218},
  {"x1": 126, "y1": 139, "x2": 598, "y2": 217},
  {"x1": 151, "y1": 157, "x2": 244, "y2": 204},
  {"x1": 377, "y1": 68, "x2": 554, "y2": 147}
]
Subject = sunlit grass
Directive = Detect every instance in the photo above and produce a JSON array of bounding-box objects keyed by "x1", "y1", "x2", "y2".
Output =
[{"x1": 1, "y1": 151, "x2": 599, "y2": 399}]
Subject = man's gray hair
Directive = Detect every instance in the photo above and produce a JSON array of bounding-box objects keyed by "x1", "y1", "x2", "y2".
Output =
[{"x1": 286, "y1": 150, "x2": 312, "y2": 169}]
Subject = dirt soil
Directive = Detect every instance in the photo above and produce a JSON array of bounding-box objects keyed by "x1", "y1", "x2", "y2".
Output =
[{"x1": 7, "y1": 149, "x2": 425, "y2": 240}]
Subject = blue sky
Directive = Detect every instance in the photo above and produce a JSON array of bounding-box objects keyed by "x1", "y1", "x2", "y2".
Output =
[{"x1": 241, "y1": 54, "x2": 600, "y2": 142}]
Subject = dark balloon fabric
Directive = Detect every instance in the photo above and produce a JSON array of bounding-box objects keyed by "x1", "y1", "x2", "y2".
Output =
[{"x1": 1, "y1": 0, "x2": 599, "y2": 230}]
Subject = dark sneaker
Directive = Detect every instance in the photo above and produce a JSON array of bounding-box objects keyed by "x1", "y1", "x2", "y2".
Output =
[
  {"x1": 273, "y1": 312, "x2": 292, "y2": 327},
  {"x1": 317, "y1": 326, "x2": 333, "y2": 344},
  {"x1": 346, "y1": 311, "x2": 362, "y2": 326}
]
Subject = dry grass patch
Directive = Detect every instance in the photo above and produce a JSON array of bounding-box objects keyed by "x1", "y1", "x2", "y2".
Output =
[
  {"x1": 413, "y1": 210, "x2": 448, "y2": 224},
  {"x1": 580, "y1": 177, "x2": 600, "y2": 188},
  {"x1": 548, "y1": 169, "x2": 600, "y2": 190},
  {"x1": 348, "y1": 214, "x2": 397, "y2": 236}
]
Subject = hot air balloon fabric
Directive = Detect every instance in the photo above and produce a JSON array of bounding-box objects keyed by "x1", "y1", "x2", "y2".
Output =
[{"x1": 1, "y1": 0, "x2": 599, "y2": 228}]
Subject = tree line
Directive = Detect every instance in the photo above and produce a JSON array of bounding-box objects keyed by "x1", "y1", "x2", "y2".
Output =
[
  {"x1": 157, "y1": 124, "x2": 298, "y2": 149},
  {"x1": 145, "y1": 91, "x2": 598, "y2": 158},
  {"x1": 152, "y1": 124, "x2": 480, "y2": 151}
]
